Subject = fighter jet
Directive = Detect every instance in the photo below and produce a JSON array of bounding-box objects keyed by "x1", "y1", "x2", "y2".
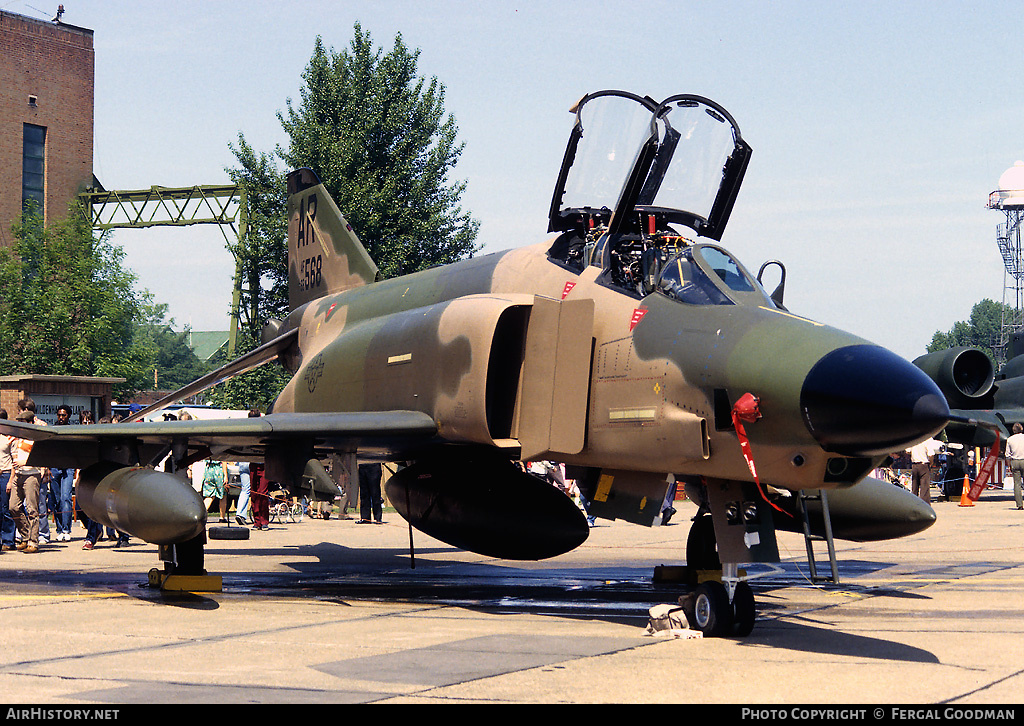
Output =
[
  {"x1": 914, "y1": 343, "x2": 1024, "y2": 447},
  {"x1": 0, "y1": 91, "x2": 949, "y2": 637}
]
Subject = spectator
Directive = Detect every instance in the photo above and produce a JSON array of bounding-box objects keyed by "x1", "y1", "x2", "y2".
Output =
[
  {"x1": 49, "y1": 405, "x2": 75, "y2": 542},
  {"x1": 356, "y1": 463, "x2": 383, "y2": 524},
  {"x1": 202, "y1": 459, "x2": 229, "y2": 524},
  {"x1": 247, "y1": 409, "x2": 270, "y2": 530},
  {"x1": 0, "y1": 409, "x2": 15, "y2": 551},
  {"x1": 10, "y1": 410, "x2": 42, "y2": 553}
]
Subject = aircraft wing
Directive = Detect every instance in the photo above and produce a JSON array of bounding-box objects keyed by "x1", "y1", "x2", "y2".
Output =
[
  {"x1": 947, "y1": 409, "x2": 1014, "y2": 447},
  {"x1": 0, "y1": 410, "x2": 439, "y2": 471}
]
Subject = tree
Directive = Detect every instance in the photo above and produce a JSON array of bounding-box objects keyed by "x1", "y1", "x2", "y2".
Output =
[
  {"x1": 225, "y1": 135, "x2": 288, "y2": 338},
  {"x1": 927, "y1": 298, "x2": 1011, "y2": 362},
  {"x1": 0, "y1": 207, "x2": 155, "y2": 399},
  {"x1": 133, "y1": 303, "x2": 209, "y2": 392},
  {"x1": 276, "y1": 24, "x2": 480, "y2": 278},
  {"x1": 204, "y1": 328, "x2": 290, "y2": 412},
  {"x1": 215, "y1": 23, "x2": 480, "y2": 409},
  {"x1": 211, "y1": 138, "x2": 290, "y2": 410}
]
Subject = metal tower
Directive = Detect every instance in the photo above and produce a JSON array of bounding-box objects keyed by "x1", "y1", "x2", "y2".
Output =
[{"x1": 989, "y1": 161, "x2": 1024, "y2": 367}]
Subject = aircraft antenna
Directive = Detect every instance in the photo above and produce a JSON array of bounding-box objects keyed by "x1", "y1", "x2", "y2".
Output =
[{"x1": 988, "y1": 161, "x2": 1024, "y2": 368}]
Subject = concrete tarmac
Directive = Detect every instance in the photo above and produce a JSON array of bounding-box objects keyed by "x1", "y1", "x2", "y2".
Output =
[{"x1": 1, "y1": 488, "x2": 1023, "y2": 706}]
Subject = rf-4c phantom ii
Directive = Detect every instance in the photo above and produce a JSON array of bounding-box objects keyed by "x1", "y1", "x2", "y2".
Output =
[{"x1": 0, "y1": 91, "x2": 949, "y2": 637}]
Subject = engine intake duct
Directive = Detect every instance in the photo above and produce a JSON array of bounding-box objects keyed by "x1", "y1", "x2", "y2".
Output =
[{"x1": 912, "y1": 346, "x2": 995, "y2": 410}]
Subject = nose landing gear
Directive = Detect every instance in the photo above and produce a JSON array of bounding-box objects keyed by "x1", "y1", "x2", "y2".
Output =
[
  {"x1": 681, "y1": 475, "x2": 775, "y2": 639},
  {"x1": 684, "y1": 570, "x2": 756, "y2": 638}
]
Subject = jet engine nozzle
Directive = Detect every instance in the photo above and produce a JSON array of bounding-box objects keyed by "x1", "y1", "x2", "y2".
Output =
[
  {"x1": 800, "y1": 345, "x2": 949, "y2": 456},
  {"x1": 77, "y1": 462, "x2": 207, "y2": 544}
]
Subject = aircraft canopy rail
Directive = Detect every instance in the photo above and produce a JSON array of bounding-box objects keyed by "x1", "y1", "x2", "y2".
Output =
[{"x1": 655, "y1": 243, "x2": 776, "y2": 309}]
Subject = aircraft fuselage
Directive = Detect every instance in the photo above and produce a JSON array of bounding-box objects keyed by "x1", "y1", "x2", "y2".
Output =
[{"x1": 272, "y1": 238, "x2": 934, "y2": 502}]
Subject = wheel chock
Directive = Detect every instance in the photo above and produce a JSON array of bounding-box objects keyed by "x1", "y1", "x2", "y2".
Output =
[
  {"x1": 147, "y1": 567, "x2": 223, "y2": 592},
  {"x1": 160, "y1": 574, "x2": 222, "y2": 592},
  {"x1": 653, "y1": 565, "x2": 689, "y2": 583},
  {"x1": 208, "y1": 526, "x2": 250, "y2": 540}
]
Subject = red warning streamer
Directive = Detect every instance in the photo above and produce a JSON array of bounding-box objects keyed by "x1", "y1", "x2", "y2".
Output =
[{"x1": 731, "y1": 392, "x2": 791, "y2": 518}]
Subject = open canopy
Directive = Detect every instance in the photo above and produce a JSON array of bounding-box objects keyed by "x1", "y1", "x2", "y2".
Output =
[{"x1": 548, "y1": 91, "x2": 751, "y2": 241}]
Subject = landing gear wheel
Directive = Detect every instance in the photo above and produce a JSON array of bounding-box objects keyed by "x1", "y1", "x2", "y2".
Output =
[
  {"x1": 172, "y1": 534, "x2": 206, "y2": 576},
  {"x1": 686, "y1": 514, "x2": 721, "y2": 571},
  {"x1": 731, "y1": 581, "x2": 756, "y2": 637},
  {"x1": 691, "y1": 581, "x2": 734, "y2": 637}
]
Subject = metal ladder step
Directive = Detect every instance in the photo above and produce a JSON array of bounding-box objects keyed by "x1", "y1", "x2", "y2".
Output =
[{"x1": 798, "y1": 489, "x2": 839, "y2": 584}]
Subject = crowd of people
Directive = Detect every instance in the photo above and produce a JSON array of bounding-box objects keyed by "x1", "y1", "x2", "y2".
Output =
[
  {"x1": 0, "y1": 399, "x2": 138, "y2": 554},
  {"x1": 164, "y1": 408, "x2": 277, "y2": 530},
  {"x1": 0, "y1": 398, "x2": 398, "y2": 553},
  {"x1": 0, "y1": 401, "x2": 290, "y2": 553}
]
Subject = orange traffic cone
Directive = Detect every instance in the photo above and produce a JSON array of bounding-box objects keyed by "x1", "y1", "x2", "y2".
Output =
[{"x1": 959, "y1": 475, "x2": 974, "y2": 507}]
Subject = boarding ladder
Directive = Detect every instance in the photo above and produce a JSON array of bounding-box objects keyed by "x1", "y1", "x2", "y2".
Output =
[{"x1": 798, "y1": 489, "x2": 839, "y2": 584}]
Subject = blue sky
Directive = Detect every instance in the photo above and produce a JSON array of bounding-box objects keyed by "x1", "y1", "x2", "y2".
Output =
[{"x1": 8, "y1": 0, "x2": 1024, "y2": 360}]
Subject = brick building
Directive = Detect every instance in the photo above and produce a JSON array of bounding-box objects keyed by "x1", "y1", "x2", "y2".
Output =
[
  {"x1": 0, "y1": 10, "x2": 94, "y2": 244},
  {"x1": 0, "y1": 374, "x2": 122, "y2": 424}
]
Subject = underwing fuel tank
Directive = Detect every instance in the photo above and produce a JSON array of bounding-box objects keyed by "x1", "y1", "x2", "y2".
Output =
[
  {"x1": 384, "y1": 449, "x2": 590, "y2": 560},
  {"x1": 774, "y1": 476, "x2": 936, "y2": 542},
  {"x1": 77, "y1": 463, "x2": 207, "y2": 545}
]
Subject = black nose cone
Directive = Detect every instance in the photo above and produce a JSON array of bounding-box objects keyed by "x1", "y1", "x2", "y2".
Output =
[{"x1": 801, "y1": 345, "x2": 949, "y2": 456}]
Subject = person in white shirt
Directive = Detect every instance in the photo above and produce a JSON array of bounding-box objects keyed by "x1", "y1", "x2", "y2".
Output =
[
  {"x1": 1004, "y1": 423, "x2": 1024, "y2": 510},
  {"x1": 908, "y1": 437, "x2": 943, "y2": 504},
  {"x1": 0, "y1": 409, "x2": 16, "y2": 551}
]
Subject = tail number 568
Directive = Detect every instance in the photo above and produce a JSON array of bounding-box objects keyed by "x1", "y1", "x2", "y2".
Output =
[{"x1": 298, "y1": 254, "x2": 323, "y2": 291}]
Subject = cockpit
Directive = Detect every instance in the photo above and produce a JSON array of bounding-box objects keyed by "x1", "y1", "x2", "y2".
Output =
[{"x1": 546, "y1": 90, "x2": 778, "y2": 308}]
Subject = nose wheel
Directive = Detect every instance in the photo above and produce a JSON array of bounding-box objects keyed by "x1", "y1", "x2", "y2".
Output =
[
  {"x1": 730, "y1": 581, "x2": 756, "y2": 636},
  {"x1": 687, "y1": 579, "x2": 756, "y2": 637}
]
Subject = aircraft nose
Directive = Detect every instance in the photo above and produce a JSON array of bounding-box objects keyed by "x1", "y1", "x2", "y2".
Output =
[{"x1": 800, "y1": 344, "x2": 949, "y2": 456}]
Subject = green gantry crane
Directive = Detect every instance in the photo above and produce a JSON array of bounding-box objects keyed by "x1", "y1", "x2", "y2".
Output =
[{"x1": 79, "y1": 183, "x2": 249, "y2": 358}]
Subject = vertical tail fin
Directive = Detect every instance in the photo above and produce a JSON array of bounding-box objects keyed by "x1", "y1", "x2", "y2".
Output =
[{"x1": 286, "y1": 168, "x2": 380, "y2": 310}]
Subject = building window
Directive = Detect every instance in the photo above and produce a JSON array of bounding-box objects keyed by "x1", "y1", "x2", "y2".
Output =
[{"x1": 22, "y1": 123, "x2": 46, "y2": 215}]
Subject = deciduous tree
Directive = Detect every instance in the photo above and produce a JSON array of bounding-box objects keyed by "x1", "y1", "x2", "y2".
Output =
[
  {"x1": 927, "y1": 298, "x2": 1011, "y2": 362},
  {"x1": 214, "y1": 23, "x2": 479, "y2": 409},
  {"x1": 0, "y1": 208, "x2": 155, "y2": 399},
  {"x1": 277, "y1": 25, "x2": 480, "y2": 279}
]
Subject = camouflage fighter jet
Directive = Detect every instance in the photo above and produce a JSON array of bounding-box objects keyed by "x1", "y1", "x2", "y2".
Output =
[{"x1": 0, "y1": 91, "x2": 949, "y2": 636}]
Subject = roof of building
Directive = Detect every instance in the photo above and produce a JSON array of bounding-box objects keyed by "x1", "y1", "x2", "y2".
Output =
[{"x1": 187, "y1": 331, "x2": 229, "y2": 362}]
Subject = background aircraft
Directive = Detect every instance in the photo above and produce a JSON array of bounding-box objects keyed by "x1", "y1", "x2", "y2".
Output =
[
  {"x1": 0, "y1": 91, "x2": 949, "y2": 637},
  {"x1": 914, "y1": 343, "x2": 1024, "y2": 449}
]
